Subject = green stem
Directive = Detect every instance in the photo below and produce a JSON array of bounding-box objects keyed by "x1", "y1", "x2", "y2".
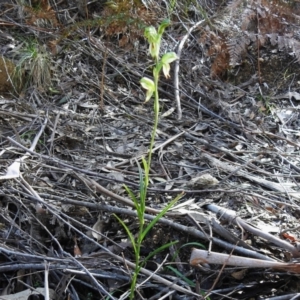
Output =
[
  {"x1": 130, "y1": 236, "x2": 143, "y2": 299},
  {"x1": 129, "y1": 63, "x2": 160, "y2": 300},
  {"x1": 147, "y1": 66, "x2": 159, "y2": 179},
  {"x1": 128, "y1": 31, "x2": 166, "y2": 297}
]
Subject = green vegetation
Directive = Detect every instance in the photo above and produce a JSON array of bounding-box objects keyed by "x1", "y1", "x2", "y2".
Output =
[
  {"x1": 114, "y1": 20, "x2": 180, "y2": 299},
  {"x1": 14, "y1": 39, "x2": 51, "y2": 92}
]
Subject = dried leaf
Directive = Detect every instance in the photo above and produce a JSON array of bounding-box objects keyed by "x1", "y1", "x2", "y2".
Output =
[
  {"x1": 186, "y1": 174, "x2": 219, "y2": 188},
  {"x1": 92, "y1": 216, "x2": 104, "y2": 241}
]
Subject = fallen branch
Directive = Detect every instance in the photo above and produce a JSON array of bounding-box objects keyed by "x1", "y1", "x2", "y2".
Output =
[
  {"x1": 205, "y1": 203, "x2": 300, "y2": 258},
  {"x1": 202, "y1": 152, "x2": 300, "y2": 200},
  {"x1": 174, "y1": 20, "x2": 205, "y2": 120},
  {"x1": 190, "y1": 249, "x2": 300, "y2": 273}
]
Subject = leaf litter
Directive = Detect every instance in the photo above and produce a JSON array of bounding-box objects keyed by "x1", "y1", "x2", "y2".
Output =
[{"x1": 1, "y1": 0, "x2": 300, "y2": 299}]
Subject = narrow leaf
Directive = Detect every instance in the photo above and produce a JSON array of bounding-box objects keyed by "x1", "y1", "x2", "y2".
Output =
[
  {"x1": 171, "y1": 242, "x2": 206, "y2": 262},
  {"x1": 166, "y1": 266, "x2": 195, "y2": 287},
  {"x1": 114, "y1": 214, "x2": 137, "y2": 255},
  {"x1": 141, "y1": 192, "x2": 183, "y2": 240},
  {"x1": 124, "y1": 185, "x2": 139, "y2": 207},
  {"x1": 144, "y1": 240, "x2": 178, "y2": 262}
]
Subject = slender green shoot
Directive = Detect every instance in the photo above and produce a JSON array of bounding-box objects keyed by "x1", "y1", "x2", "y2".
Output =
[
  {"x1": 114, "y1": 19, "x2": 179, "y2": 299},
  {"x1": 165, "y1": 265, "x2": 196, "y2": 287}
]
